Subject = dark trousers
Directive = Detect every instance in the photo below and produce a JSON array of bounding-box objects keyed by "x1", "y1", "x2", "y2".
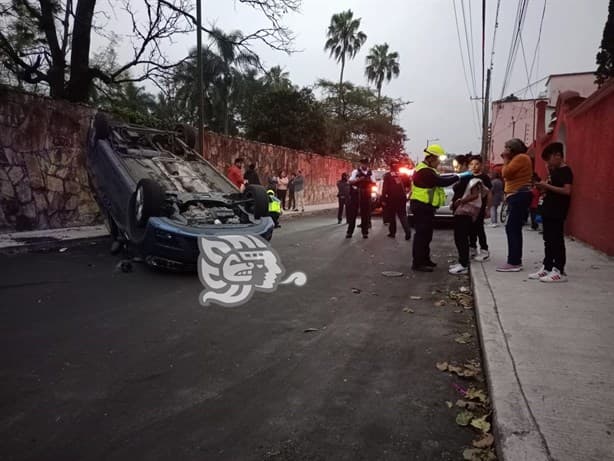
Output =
[
  {"x1": 530, "y1": 209, "x2": 539, "y2": 230},
  {"x1": 411, "y1": 200, "x2": 435, "y2": 267},
  {"x1": 505, "y1": 190, "x2": 532, "y2": 265},
  {"x1": 346, "y1": 190, "x2": 371, "y2": 236},
  {"x1": 288, "y1": 190, "x2": 296, "y2": 210},
  {"x1": 277, "y1": 189, "x2": 287, "y2": 209},
  {"x1": 454, "y1": 215, "x2": 473, "y2": 267},
  {"x1": 387, "y1": 204, "x2": 411, "y2": 238},
  {"x1": 337, "y1": 197, "x2": 346, "y2": 221},
  {"x1": 470, "y1": 214, "x2": 488, "y2": 250},
  {"x1": 270, "y1": 211, "x2": 280, "y2": 227},
  {"x1": 542, "y1": 217, "x2": 566, "y2": 273}
]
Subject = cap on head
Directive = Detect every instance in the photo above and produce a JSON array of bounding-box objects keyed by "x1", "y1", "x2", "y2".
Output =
[{"x1": 424, "y1": 144, "x2": 446, "y2": 157}]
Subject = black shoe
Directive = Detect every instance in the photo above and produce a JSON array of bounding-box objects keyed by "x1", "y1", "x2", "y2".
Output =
[
  {"x1": 110, "y1": 240, "x2": 123, "y2": 255},
  {"x1": 345, "y1": 234, "x2": 352, "y2": 238},
  {"x1": 425, "y1": 260, "x2": 437, "y2": 268},
  {"x1": 338, "y1": 219, "x2": 342, "y2": 224},
  {"x1": 405, "y1": 234, "x2": 411, "y2": 241},
  {"x1": 412, "y1": 265, "x2": 434, "y2": 272},
  {"x1": 387, "y1": 233, "x2": 395, "y2": 238},
  {"x1": 274, "y1": 224, "x2": 281, "y2": 228},
  {"x1": 362, "y1": 234, "x2": 368, "y2": 239}
]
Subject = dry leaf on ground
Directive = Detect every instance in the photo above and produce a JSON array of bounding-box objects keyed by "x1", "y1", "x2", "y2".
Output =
[
  {"x1": 446, "y1": 401, "x2": 453, "y2": 408},
  {"x1": 470, "y1": 415, "x2": 491, "y2": 433},
  {"x1": 410, "y1": 296, "x2": 422, "y2": 300},
  {"x1": 463, "y1": 448, "x2": 497, "y2": 461},
  {"x1": 402, "y1": 307, "x2": 415, "y2": 313},
  {"x1": 455, "y1": 332, "x2": 472, "y2": 344},
  {"x1": 456, "y1": 410, "x2": 474, "y2": 426},
  {"x1": 382, "y1": 271, "x2": 404, "y2": 277},
  {"x1": 465, "y1": 388, "x2": 488, "y2": 403},
  {"x1": 436, "y1": 361, "x2": 448, "y2": 371},
  {"x1": 472, "y1": 433, "x2": 494, "y2": 449},
  {"x1": 434, "y1": 300, "x2": 447, "y2": 307}
]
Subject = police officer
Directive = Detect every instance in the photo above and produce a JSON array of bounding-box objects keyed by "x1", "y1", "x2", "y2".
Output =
[
  {"x1": 410, "y1": 144, "x2": 471, "y2": 272},
  {"x1": 267, "y1": 189, "x2": 282, "y2": 228},
  {"x1": 382, "y1": 161, "x2": 412, "y2": 240},
  {"x1": 346, "y1": 158, "x2": 375, "y2": 239}
]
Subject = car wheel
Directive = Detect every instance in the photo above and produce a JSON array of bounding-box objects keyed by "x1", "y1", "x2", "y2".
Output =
[
  {"x1": 133, "y1": 179, "x2": 165, "y2": 227},
  {"x1": 243, "y1": 184, "x2": 269, "y2": 219},
  {"x1": 94, "y1": 112, "x2": 111, "y2": 140}
]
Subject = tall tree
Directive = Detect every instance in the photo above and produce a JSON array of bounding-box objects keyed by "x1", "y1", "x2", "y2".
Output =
[
  {"x1": 262, "y1": 65, "x2": 292, "y2": 90},
  {"x1": 596, "y1": 0, "x2": 614, "y2": 85},
  {"x1": 0, "y1": 0, "x2": 300, "y2": 102},
  {"x1": 209, "y1": 28, "x2": 260, "y2": 134},
  {"x1": 365, "y1": 43, "x2": 400, "y2": 110},
  {"x1": 324, "y1": 9, "x2": 367, "y2": 117}
]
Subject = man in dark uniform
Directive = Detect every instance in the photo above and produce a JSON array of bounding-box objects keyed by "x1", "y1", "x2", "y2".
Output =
[
  {"x1": 346, "y1": 158, "x2": 375, "y2": 239},
  {"x1": 382, "y1": 161, "x2": 412, "y2": 240}
]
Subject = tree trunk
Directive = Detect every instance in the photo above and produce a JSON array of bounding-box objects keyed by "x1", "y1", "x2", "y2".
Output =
[
  {"x1": 376, "y1": 84, "x2": 382, "y2": 115},
  {"x1": 339, "y1": 56, "x2": 345, "y2": 118},
  {"x1": 65, "y1": 0, "x2": 97, "y2": 102}
]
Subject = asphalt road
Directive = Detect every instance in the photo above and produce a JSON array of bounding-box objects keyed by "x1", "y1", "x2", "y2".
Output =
[{"x1": 1, "y1": 212, "x2": 485, "y2": 461}]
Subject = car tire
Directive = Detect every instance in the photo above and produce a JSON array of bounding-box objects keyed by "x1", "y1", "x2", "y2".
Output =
[
  {"x1": 133, "y1": 179, "x2": 166, "y2": 228},
  {"x1": 94, "y1": 112, "x2": 111, "y2": 140},
  {"x1": 243, "y1": 184, "x2": 269, "y2": 219},
  {"x1": 175, "y1": 124, "x2": 197, "y2": 149}
]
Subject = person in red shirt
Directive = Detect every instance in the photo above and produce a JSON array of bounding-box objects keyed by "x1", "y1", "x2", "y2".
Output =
[{"x1": 227, "y1": 158, "x2": 245, "y2": 189}]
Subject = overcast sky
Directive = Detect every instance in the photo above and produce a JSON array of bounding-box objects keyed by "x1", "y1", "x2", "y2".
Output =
[{"x1": 113, "y1": 0, "x2": 610, "y2": 158}]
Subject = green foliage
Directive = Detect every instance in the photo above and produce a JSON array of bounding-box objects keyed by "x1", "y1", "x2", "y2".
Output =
[
  {"x1": 365, "y1": 43, "x2": 400, "y2": 102},
  {"x1": 596, "y1": 0, "x2": 614, "y2": 86}
]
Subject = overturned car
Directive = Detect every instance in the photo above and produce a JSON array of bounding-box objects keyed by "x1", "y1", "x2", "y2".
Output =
[{"x1": 86, "y1": 114, "x2": 274, "y2": 270}]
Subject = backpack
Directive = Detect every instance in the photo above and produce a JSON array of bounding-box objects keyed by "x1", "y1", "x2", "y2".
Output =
[{"x1": 454, "y1": 178, "x2": 483, "y2": 221}]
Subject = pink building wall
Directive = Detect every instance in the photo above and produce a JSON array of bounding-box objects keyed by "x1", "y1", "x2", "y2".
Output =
[
  {"x1": 488, "y1": 99, "x2": 540, "y2": 164},
  {"x1": 547, "y1": 73, "x2": 598, "y2": 102}
]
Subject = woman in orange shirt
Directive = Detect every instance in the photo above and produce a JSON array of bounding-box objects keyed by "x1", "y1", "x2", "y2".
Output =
[{"x1": 497, "y1": 138, "x2": 533, "y2": 272}]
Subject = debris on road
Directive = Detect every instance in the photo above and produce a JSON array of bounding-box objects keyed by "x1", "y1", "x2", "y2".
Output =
[
  {"x1": 381, "y1": 271, "x2": 404, "y2": 277},
  {"x1": 402, "y1": 307, "x2": 415, "y2": 313},
  {"x1": 459, "y1": 286, "x2": 470, "y2": 293},
  {"x1": 434, "y1": 300, "x2": 447, "y2": 307},
  {"x1": 410, "y1": 295, "x2": 422, "y2": 300},
  {"x1": 463, "y1": 448, "x2": 496, "y2": 460},
  {"x1": 303, "y1": 328, "x2": 319, "y2": 333},
  {"x1": 472, "y1": 433, "x2": 494, "y2": 448},
  {"x1": 115, "y1": 260, "x2": 133, "y2": 273},
  {"x1": 351, "y1": 288, "x2": 361, "y2": 294},
  {"x1": 449, "y1": 291, "x2": 474, "y2": 309},
  {"x1": 59, "y1": 247, "x2": 67, "y2": 253},
  {"x1": 456, "y1": 410, "x2": 473, "y2": 426},
  {"x1": 454, "y1": 332, "x2": 472, "y2": 344}
]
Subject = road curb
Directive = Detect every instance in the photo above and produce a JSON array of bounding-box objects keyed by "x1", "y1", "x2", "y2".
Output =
[
  {"x1": 470, "y1": 263, "x2": 552, "y2": 461},
  {"x1": 0, "y1": 225, "x2": 109, "y2": 254}
]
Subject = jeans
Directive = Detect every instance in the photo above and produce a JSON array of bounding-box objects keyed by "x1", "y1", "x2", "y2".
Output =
[
  {"x1": 288, "y1": 190, "x2": 296, "y2": 210},
  {"x1": 295, "y1": 190, "x2": 305, "y2": 210},
  {"x1": 542, "y1": 217, "x2": 566, "y2": 273},
  {"x1": 454, "y1": 215, "x2": 473, "y2": 267},
  {"x1": 505, "y1": 190, "x2": 532, "y2": 265},
  {"x1": 277, "y1": 189, "x2": 287, "y2": 209},
  {"x1": 411, "y1": 200, "x2": 435, "y2": 267},
  {"x1": 491, "y1": 205, "x2": 499, "y2": 224}
]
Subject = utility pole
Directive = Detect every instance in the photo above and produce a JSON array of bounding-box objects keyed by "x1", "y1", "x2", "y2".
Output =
[
  {"x1": 196, "y1": 0, "x2": 205, "y2": 156},
  {"x1": 480, "y1": 67, "x2": 491, "y2": 164}
]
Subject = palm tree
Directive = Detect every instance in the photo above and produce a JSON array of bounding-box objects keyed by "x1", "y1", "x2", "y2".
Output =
[
  {"x1": 324, "y1": 10, "x2": 367, "y2": 116},
  {"x1": 262, "y1": 65, "x2": 292, "y2": 89},
  {"x1": 365, "y1": 43, "x2": 400, "y2": 111},
  {"x1": 209, "y1": 28, "x2": 260, "y2": 134}
]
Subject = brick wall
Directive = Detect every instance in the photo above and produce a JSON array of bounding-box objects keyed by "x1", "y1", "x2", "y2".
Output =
[
  {"x1": 533, "y1": 81, "x2": 614, "y2": 256},
  {"x1": 203, "y1": 131, "x2": 351, "y2": 205}
]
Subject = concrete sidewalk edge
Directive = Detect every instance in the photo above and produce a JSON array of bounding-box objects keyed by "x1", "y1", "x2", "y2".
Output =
[{"x1": 471, "y1": 262, "x2": 552, "y2": 461}]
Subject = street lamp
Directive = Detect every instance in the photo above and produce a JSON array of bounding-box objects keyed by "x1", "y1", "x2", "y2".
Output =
[
  {"x1": 426, "y1": 137, "x2": 439, "y2": 149},
  {"x1": 196, "y1": 0, "x2": 204, "y2": 156}
]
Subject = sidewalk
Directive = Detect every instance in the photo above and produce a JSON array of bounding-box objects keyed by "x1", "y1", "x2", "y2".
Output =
[
  {"x1": 0, "y1": 225, "x2": 108, "y2": 250},
  {"x1": 471, "y1": 226, "x2": 614, "y2": 461},
  {"x1": 282, "y1": 202, "x2": 337, "y2": 218}
]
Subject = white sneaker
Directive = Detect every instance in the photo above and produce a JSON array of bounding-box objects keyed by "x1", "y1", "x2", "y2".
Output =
[
  {"x1": 489, "y1": 223, "x2": 499, "y2": 228},
  {"x1": 449, "y1": 264, "x2": 468, "y2": 275},
  {"x1": 540, "y1": 268, "x2": 568, "y2": 283},
  {"x1": 528, "y1": 266, "x2": 549, "y2": 280},
  {"x1": 475, "y1": 250, "x2": 490, "y2": 262}
]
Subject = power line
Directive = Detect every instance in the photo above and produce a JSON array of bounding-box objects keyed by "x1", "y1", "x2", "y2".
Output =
[
  {"x1": 489, "y1": 0, "x2": 501, "y2": 70},
  {"x1": 500, "y1": 0, "x2": 530, "y2": 99},
  {"x1": 529, "y1": 0, "x2": 547, "y2": 81},
  {"x1": 519, "y1": 33, "x2": 535, "y2": 98},
  {"x1": 452, "y1": 0, "x2": 482, "y2": 137}
]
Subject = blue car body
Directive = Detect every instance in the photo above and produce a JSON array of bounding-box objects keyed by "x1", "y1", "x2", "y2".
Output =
[{"x1": 86, "y1": 117, "x2": 274, "y2": 270}]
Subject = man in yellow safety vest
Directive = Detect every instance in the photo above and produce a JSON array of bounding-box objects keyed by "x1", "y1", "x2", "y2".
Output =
[{"x1": 410, "y1": 144, "x2": 471, "y2": 272}]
